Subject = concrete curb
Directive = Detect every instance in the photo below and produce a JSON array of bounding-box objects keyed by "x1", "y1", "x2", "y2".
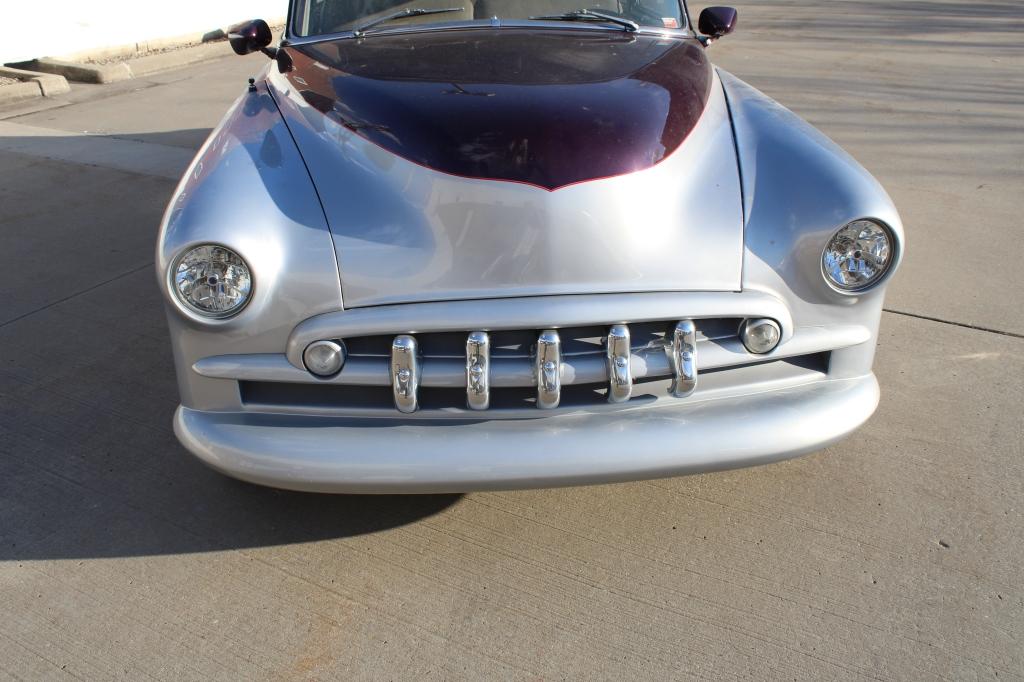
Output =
[
  {"x1": 3, "y1": 21, "x2": 285, "y2": 85},
  {"x1": 0, "y1": 80, "x2": 43, "y2": 103},
  {"x1": 12, "y1": 58, "x2": 132, "y2": 84},
  {"x1": 0, "y1": 66, "x2": 70, "y2": 103}
]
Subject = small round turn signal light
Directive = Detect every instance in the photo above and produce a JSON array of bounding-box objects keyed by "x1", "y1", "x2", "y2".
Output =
[
  {"x1": 739, "y1": 318, "x2": 781, "y2": 354},
  {"x1": 303, "y1": 340, "x2": 346, "y2": 376}
]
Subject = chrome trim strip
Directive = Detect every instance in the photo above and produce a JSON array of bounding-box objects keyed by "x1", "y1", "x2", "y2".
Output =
[
  {"x1": 536, "y1": 330, "x2": 561, "y2": 409},
  {"x1": 390, "y1": 335, "x2": 419, "y2": 413},
  {"x1": 606, "y1": 324, "x2": 632, "y2": 403},
  {"x1": 669, "y1": 320, "x2": 697, "y2": 397},
  {"x1": 466, "y1": 331, "x2": 490, "y2": 410}
]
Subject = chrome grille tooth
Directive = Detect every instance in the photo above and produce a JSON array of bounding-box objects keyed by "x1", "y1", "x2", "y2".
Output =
[
  {"x1": 465, "y1": 331, "x2": 490, "y2": 410},
  {"x1": 535, "y1": 330, "x2": 561, "y2": 409},
  {"x1": 390, "y1": 335, "x2": 419, "y2": 413},
  {"x1": 668, "y1": 320, "x2": 697, "y2": 397},
  {"x1": 606, "y1": 324, "x2": 632, "y2": 403}
]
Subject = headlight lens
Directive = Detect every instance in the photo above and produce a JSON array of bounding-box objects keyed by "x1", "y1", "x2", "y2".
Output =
[
  {"x1": 172, "y1": 244, "x2": 252, "y2": 317},
  {"x1": 822, "y1": 219, "x2": 894, "y2": 292}
]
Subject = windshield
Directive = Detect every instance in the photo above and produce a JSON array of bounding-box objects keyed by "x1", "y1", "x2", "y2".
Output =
[{"x1": 291, "y1": 0, "x2": 688, "y2": 37}]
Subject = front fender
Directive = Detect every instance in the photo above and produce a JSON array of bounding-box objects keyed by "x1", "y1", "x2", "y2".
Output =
[
  {"x1": 156, "y1": 78, "x2": 343, "y2": 409},
  {"x1": 719, "y1": 68, "x2": 905, "y2": 377}
]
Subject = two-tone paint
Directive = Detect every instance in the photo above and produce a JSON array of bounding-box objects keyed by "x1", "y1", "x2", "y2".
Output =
[{"x1": 158, "y1": 20, "x2": 903, "y2": 493}]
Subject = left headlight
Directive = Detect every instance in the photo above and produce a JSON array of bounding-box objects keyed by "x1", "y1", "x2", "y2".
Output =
[
  {"x1": 172, "y1": 244, "x2": 252, "y2": 318},
  {"x1": 821, "y1": 219, "x2": 896, "y2": 293}
]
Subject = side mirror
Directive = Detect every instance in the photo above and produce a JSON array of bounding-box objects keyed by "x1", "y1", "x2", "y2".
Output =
[
  {"x1": 228, "y1": 19, "x2": 274, "y2": 56},
  {"x1": 698, "y1": 6, "x2": 738, "y2": 40}
]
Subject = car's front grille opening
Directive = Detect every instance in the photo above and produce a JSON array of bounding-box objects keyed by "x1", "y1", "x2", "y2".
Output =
[
  {"x1": 342, "y1": 320, "x2": 740, "y2": 360},
  {"x1": 238, "y1": 351, "x2": 831, "y2": 416}
]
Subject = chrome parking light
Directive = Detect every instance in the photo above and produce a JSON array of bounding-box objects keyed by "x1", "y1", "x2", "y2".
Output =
[
  {"x1": 390, "y1": 335, "x2": 419, "y2": 413},
  {"x1": 536, "y1": 330, "x2": 561, "y2": 409},
  {"x1": 739, "y1": 318, "x2": 781, "y2": 354},
  {"x1": 303, "y1": 339, "x2": 346, "y2": 377},
  {"x1": 466, "y1": 331, "x2": 490, "y2": 410},
  {"x1": 606, "y1": 324, "x2": 632, "y2": 403},
  {"x1": 669, "y1": 320, "x2": 697, "y2": 397}
]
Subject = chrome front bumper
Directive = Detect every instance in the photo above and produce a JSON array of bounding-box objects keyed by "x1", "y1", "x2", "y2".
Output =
[{"x1": 174, "y1": 372, "x2": 879, "y2": 493}]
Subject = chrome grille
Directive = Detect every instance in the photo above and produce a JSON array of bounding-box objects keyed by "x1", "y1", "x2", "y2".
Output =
[{"x1": 305, "y1": 319, "x2": 743, "y2": 413}]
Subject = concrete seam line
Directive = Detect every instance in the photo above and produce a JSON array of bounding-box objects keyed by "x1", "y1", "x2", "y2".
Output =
[
  {"x1": 0, "y1": 263, "x2": 155, "y2": 330},
  {"x1": 0, "y1": 120, "x2": 194, "y2": 179},
  {"x1": 883, "y1": 308, "x2": 1024, "y2": 340}
]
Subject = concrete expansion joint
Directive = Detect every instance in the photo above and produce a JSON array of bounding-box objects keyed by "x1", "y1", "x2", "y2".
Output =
[{"x1": 883, "y1": 308, "x2": 1024, "y2": 340}]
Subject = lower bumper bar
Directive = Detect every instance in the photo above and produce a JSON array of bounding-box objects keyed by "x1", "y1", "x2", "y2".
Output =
[{"x1": 174, "y1": 373, "x2": 879, "y2": 494}]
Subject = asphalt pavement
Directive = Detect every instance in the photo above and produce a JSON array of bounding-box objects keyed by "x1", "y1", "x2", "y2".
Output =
[{"x1": 1, "y1": 1, "x2": 1022, "y2": 678}]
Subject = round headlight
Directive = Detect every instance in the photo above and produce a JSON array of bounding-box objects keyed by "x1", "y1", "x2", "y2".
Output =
[
  {"x1": 822, "y1": 219, "x2": 895, "y2": 292},
  {"x1": 172, "y1": 244, "x2": 252, "y2": 317}
]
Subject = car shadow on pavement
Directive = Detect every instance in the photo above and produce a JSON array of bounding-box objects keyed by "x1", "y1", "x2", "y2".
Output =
[
  {"x1": 0, "y1": 230, "x2": 461, "y2": 563},
  {"x1": 0, "y1": 129, "x2": 463, "y2": 561}
]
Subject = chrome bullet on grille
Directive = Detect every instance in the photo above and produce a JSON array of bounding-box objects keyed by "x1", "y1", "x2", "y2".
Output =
[
  {"x1": 606, "y1": 324, "x2": 632, "y2": 403},
  {"x1": 669, "y1": 320, "x2": 697, "y2": 397},
  {"x1": 535, "y1": 329, "x2": 561, "y2": 409},
  {"x1": 466, "y1": 331, "x2": 490, "y2": 410},
  {"x1": 390, "y1": 335, "x2": 419, "y2": 413}
]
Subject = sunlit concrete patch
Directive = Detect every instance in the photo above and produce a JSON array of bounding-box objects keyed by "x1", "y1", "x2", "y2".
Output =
[{"x1": 0, "y1": 120, "x2": 193, "y2": 179}]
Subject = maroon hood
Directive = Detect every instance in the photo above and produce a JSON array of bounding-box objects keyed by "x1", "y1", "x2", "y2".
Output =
[{"x1": 280, "y1": 29, "x2": 713, "y2": 190}]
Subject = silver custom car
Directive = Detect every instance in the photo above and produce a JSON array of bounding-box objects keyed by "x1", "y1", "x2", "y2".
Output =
[{"x1": 157, "y1": 0, "x2": 904, "y2": 492}]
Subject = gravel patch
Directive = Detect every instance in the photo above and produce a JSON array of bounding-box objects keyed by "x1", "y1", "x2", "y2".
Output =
[
  {"x1": 0, "y1": 76, "x2": 22, "y2": 86},
  {"x1": 87, "y1": 42, "x2": 214, "y2": 65}
]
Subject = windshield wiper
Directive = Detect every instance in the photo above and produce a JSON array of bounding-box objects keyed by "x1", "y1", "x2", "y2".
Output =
[
  {"x1": 529, "y1": 9, "x2": 638, "y2": 32},
  {"x1": 353, "y1": 7, "x2": 465, "y2": 36}
]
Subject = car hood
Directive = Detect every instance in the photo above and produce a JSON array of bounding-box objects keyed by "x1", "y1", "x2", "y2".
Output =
[{"x1": 268, "y1": 29, "x2": 744, "y2": 308}]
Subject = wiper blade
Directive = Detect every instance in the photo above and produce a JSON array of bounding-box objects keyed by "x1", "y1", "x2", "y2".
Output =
[
  {"x1": 353, "y1": 7, "x2": 465, "y2": 36},
  {"x1": 529, "y1": 9, "x2": 638, "y2": 32}
]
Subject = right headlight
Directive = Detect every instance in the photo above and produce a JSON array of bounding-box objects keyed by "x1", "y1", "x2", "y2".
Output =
[
  {"x1": 171, "y1": 244, "x2": 252, "y2": 318},
  {"x1": 821, "y1": 219, "x2": 895, "y2": 293}
]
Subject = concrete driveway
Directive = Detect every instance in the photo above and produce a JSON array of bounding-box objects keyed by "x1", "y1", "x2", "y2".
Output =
[{"x1": 1, "y1": 1, "x2": 1021, "y2": 678}]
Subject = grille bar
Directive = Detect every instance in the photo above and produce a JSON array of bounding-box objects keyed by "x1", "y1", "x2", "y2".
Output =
[{"x1": 381, "y1": 321, "x2": 697, "y2": 413}]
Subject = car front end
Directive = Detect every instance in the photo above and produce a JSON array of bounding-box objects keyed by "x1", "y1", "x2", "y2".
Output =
[{"x1": 157, "y1": 2, "x2": 903, "y2": 492}]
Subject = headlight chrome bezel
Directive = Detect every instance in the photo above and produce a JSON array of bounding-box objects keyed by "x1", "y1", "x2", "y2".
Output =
[
  {"x1": 170, "y1": 243, "x2": 253, "y2": 319},
  {"x1": 821, "y1": 219, "x2": 898, "y2": 294}
]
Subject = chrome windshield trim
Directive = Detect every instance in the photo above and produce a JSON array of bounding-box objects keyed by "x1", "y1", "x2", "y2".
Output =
[{"x1": 282, "y1": 19, "x2": 690, "y2": 48}]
